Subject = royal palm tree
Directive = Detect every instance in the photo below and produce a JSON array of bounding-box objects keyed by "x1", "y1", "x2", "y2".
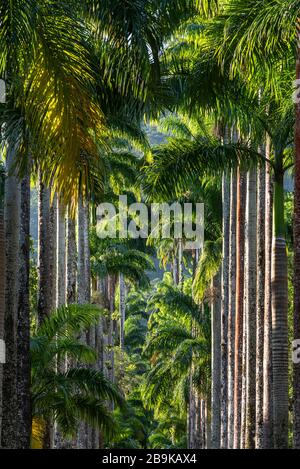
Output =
[
  {"x1": 214, "y1": 0, "x2": 298, "y2": 447},
  {"x1": 0, "y1": 161, "x2": 5, "y2": 442},
  {"x1": 17, "y1": 156, "x2": 31, "y2": 448}
]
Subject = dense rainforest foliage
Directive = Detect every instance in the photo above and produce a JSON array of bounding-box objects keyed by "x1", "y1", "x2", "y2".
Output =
[{"x1": 1, "y1": 0, "x2": 300, "y2": 450}]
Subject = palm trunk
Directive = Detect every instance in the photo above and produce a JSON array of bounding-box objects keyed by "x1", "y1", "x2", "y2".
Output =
[
  {"x1": 77, "y1": 196, "x2": 91, "y2": 449},
  {"x1": 293, "y1": 25, "x2": 300, "y2": 449},
  {"x1": 201, "y1": 400, "x2": 207, "y2": 449},
  {"x1": 17, "y1": 166, "x2": 31, "y2": 448},
  {"x1": 178, "y1": 239, "x2": 184, "y2": 288},
  {"x1": 221, "y1": 175, "x2": 230, "y2": 449},
  {"x1": 211, "y1": 270, "x2": 221, "y2": 449},
  {"x1": 240, "y1": 284, "x2": 247, "y2": 449},
  {"x1": 227, "y1": 169, "x2": 237, "y2": 448},
  {"x1": 76, "y1": 196, "x2": 87, "y2": 449},
  {"x1": 55, "y1": 198, "x2": 67, "y2": 448},
  {"x1": 188, "y1": 373, "x2": 195, "y2": 449},
  {"x1": 0, "y1": 166, "x2": 5, "y2": 443},
  {"x1": 245, "y1": 168, "x2": 257, "y2": 449},
  {"x1": 67, "y1": 210, "x2": 77, "y2": 304},
  {"x1": 194, "y1": 393, "x2": 202, "y2": 449},
  {"x1": 108, "y1": 275, "x2": 116, "y2": 387},
  {"x1": 1, "y1": 147, "x2": 20, "y2": 448},
  {"x1": 57, "y1": 199, "x2": 66, "y2": 308},
  {"x1": 97, "y1": 277, "x2": 106, "y2": 374},
  {"x1": 38, "y1": 181, "x2": 56, "y2": 449},
  {"x1": 119, "y1": 272, "x2": 126, "y2": 351},
  {"x1": 233, "y1": 169, "x2": 246, "y2": 449},
  {"x1": 84, "y1": 201, "x2": 91, "y2": 304},
  {"x1": 272, "y1": 166, "x2": 288, "y2": 449},
  {"x1": 49, "y1": 194, "x2": 57, "y2": 315},
  {"x1": 0, "y1": 161, "x2": 6, "y2": 438},
  {"x1": 37, "y1": 177, "x2": 51, "y2": 324},
  {"x1": 77, "y1": 195, "x2": 86, "y2": 306},
  {"x1": 256, "y1": 162, "x2": 266, "y2": 448},
  {"x1": 263, "y1": 156, "x2": 274, "y2": 448}
]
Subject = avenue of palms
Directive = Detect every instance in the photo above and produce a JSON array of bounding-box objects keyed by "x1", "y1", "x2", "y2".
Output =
[{"x1": 1, "y1": 0, "x2": 300, "y2": 450}]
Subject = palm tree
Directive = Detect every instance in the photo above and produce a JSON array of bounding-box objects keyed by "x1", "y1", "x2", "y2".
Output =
[
  {"x1": 31, "y1": 304, "x2": 124, "y2": 447},
  {"x1": 255, "y1": 160, "x2": 266, "y2": 449},
  {"x1": 0, "y1": 161, "x2": 5, "y2": 443},
  {"x1": 256, "y1": 161, "x2": 266, "y2": 448},
  {"x1": 213, "y1": 1, "x2": 297, "y2": 447},
  {"x1": 57, "y1": 199, "x2": 67, "y2": 308},
  {"x1": 263, "y1": 150, "x2": 274, "y2": 448},
  {"x1": 227, "y1": 167, "x2": 237, "y2": 449},
  {"x1": 37, "y1": 180, "x2": 52, "y2": 324},
  {"x1": 244, "y1": 168, "x2": 257, "y2": 449},
  {"x1": 233, "y1": 169, "x2": 246, "y2": 449},
  {"x1": 143, "y1": 280, "x2": 211, "y2": 446},
  {"x1": 17, "y1": 158, "x2": 31, "y2": 448},
  {"x1": 67, "y1": 210, "x2": 77, "y2": 305},
  {"x1": 221, "y1": 174, "x2": 230, "y2": 449},
  {"x1": 294, "y1": 14, "x2": 300, "y2": 450},
  {"x1": 2, "y1": 145, "x2": 21, "y2": 448},
  {"x1": 211, "y1": 270, "x2": 221, "y2": 449}
]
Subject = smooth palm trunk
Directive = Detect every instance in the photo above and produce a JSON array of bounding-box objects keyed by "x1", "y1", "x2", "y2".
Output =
[
  {"x1": 37, "y1": 178, "x2": 51, "y2": 324},
  {"x1": 17, "y1": 167, "x2": 31, "y2": 448},
  {"x1": 294, "y1": 31, "x2": 300, "y2": 449},
  {"x1": 38, "y1": 179, "x2": 57, "y2": 449},
  {"x1": 240, "y1": 289, "x2": 247, "y2": 449},
  {"x1": 263, "y1": 157, "x2": 274, "y2": 448},
  {"x1": 233, "y1": 170, "x2": 246, "y2": 449},
  {"x1": 272, "y1": 169, "x2": 288, "y2": 449},
  {"x1": 211, "y1": 271, "x2": 221, "y2": 449},
  {"x1": 256, "y1": 163, "x2": 266, "y2": 449},
  {"x1": 57, "y1": 199, "x2": 66, "y2": 308},
  {"x1": 0, "y1": 167, "x2": 5, "y2": 442},
  {"x1": 245, "y1": 169, "x2": 257, "y2": 449},
  {"x1": 119, "y1": 272, "x2": 126, "y2": 351},
  {"x1": 221, "y1": 175, "x2": 230, "y2": 449},
  {"x1": 1, "y1": 148, "x2": 20, "y2": 448},
  {"x1": 108, "y1": 275, "x2": 116, "y2": 387},
  {"x1": 227, "y1": 169, "x2": 237, "y2": 448},
  {"x1": 67, "y1": 210, "x2": 77, "y2": 304},
  {"x1": 77, "y1": 196, "x2": 93, "y2": 448},
  {"x1": 49, "y1": 195, "x2": 57, "y2": 314}
]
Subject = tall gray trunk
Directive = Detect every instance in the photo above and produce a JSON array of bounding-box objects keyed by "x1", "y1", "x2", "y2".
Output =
[
  {"x1": 57, "y1": 199, "x2": 66, "y2": 308},
  {"x1": 119, "y1": 272, "x2": 126, "y2": 351},
  {"x1": 240, "y1": 279, "x2": 247, "y2": 449},
  {"x1": 233, "y1": 170, "x2": 246, "y2": 449},
  {"x1": 227, "y1": 169, "x2": 237, "y2": 448},
  {"x1": 245, "y1": 169, "x2": 257, "y2": 449},
  {"x1": 77, "y1": 196, "x2": 92, "y2": 448},
  {"x1": 0, "y1": 165, "x2": 5, "y2": 443},
  {"x1": 38, "y1": 181, "x2": 56, "y2": 448},
  {"x1": 17, "y1": 166, "x2": 31, "y2": 448},
  {"x1": 221, "y1": 175, "x2": 230, "y2": 448},
  {"x1": 77, "y1": 196, "x2": 90, "y2": 304},
  {"x1": 37, "y1": 178, "x2": 51, "y2": 324},
  {"x1": 67, "y1": 210, "x2": 77, "y2": 304},
  {"x1": 108, "y1": 275, "x2": 115, "y2": 386},
  {"x1": 263, "y1": 157, "x2": 274, "y2": 448},
  {"x1": 255, "y1": 163, "x2": 266, "y2": 448},
  {"x1": 201, "y1": 400, "x2": 206, "y2": 449},
  {"x1": 1, "y1": 147, "x2": 20, "y2": 448},
  {"x1": 77, "y1": 195, "x2": 86, "y2": 306},
  {"x1": 211, "y1": 270, "x2": 221, "y2": 449},
  {"x1": 178, "y1": 239, "x2": 184, "y2": 288},
  {"x1": 49, "y1": 195, "x2": 57, "y2": 316}
]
